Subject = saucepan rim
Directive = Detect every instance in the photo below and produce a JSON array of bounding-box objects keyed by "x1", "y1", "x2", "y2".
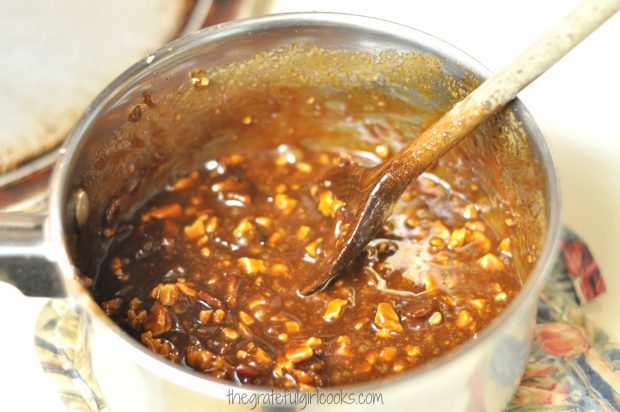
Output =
[{"x1": 48, "y1": 12, "x2": 562, "y2": 398}]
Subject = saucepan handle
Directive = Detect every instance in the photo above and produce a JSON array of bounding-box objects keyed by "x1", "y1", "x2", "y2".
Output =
[{"x1": 0, "y1": 211, "x2": 65, "y2": 297}]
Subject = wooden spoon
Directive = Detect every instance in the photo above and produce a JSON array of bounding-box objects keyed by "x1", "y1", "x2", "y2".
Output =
[{"x1": 300, "y1": 0, "x2": 619, "y2": 295}]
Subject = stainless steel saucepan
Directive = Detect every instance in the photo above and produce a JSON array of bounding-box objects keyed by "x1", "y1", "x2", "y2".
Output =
[{"x1": 0, "y1": 13, "x2": 561, "y2": 411}]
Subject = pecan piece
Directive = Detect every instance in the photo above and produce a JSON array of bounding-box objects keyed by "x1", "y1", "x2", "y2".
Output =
[{"x1": 143, "y1": 303, "x2": 172, "y2": 336}]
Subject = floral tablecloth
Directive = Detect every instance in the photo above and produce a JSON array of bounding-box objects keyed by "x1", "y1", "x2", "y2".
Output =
[
  {"x1": 508, "y1": 229, "x2": 619, "y2": 411},
  {"x1": 34, "y1": 228, "x2": 619, "y2": 411}
]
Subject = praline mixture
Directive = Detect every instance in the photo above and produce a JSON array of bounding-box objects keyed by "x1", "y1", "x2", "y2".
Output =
[{"x1": 93, "y1": 85, "x2": 520, "y2": 389}]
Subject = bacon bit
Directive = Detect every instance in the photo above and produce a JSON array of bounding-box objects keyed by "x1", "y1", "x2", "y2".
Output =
[
  {"x1": 433, "y1": 253, "x2": 449, "y2": 266},
  {"x1": 237, "y1": 324, "x2": 251, "y2": 339},
  {"x1": 247, "y1": 296, "x2": 268, "y2": 310},
  {"x1": 285, "y1": 345, "x2": 313, "y2": 363},
  {"x1": 465, "y1": 220, "x2": 487, "y2": 232},
  {"x1": 379, "y1": 346, "x2": 397, "y2": 361},
  {"x1": 205, "y1": 217, "x2": 218, "y2": 233},
  {"x1": 323, "y1": 298, "x2": 348, "y2": 322},
  {"x1": 224, "y1": 276, "x2": 239, "y2": 308},
  {"x1": 127, "y1": 309, "x2": 147, "y2": 328},
  {"x1": 297, "y1": 162, "x2": 313, "y2": 173},
  {"x1": 365, "y1": 351, "x2": 378, "y2": 365},
  {"x1": 151, "y1": 284, "x2": 180, "y2": 306},
  {"x1": 233, "y1": 217, "x2": 255, "y2": 239},
  {"x1": 143, "y1": 303, "x2": 172, "y2": 336},
  {"x1": 222, "y1": 153, "x2": 245, "y2": 166},
  {"x1": 468, "y1": 230, "x2": 491, "y2": 253},
  {"x1": 189, "y1": 70, "x2": 210, "y2": 88},
  {"x1": 477, "y1": 253, "x2": 506, "y2": 271},
  {"x1": 405, "y1": 216, "x2": 419, "y2": 228},
  {"x1": 422, "y1": 273, "x2": 437, "y2": 290},
  {"x1": 222, "y1": 327, "x2": 239, "y2": 340},
  {"x1": 211, "y1": 178, "x2": 238, "y2": 192},
  {"x1": 428, "y1": 311, "x2": 443, "y2": 326},
  {"x1": 186, "y1": 349, "x2": 215, "y2": 371},
  {"x1": 141, "y1": 331, "x2": 177, "y2": 360},
  {"x1": 110, "y1": 257, "x2": 123, "y2": 271},
  {"x1": 275, "y1": 154, "x2": 289, "y2": 166},
  {"x1": 268, "y1": 229, "x2": 284, "y2": 247},
  {"x1": 393, "y1": 363, "x2": 405, "y2": 373},
  {"x1": 356, "y1": 361, "x2": 372, "y2": 373},
  {"x1": 495, "y1": 292, "x2": 508, "y2": 302},
  {"x1": 212, "y1": 309, "x2": 226, "y2": 323},
  {"x1": 448, "y1": 228, "x2": 467, "y2": 249},
  {"x1": 463, "y1": 204, "x2": 477, "y2": 219},
  {"x1": 176, "y1": 281, "x2": 197, "y2": 297},
  {"x1": 255, "y1": 348, "x2": 273, "y2": 364},
  {"x1": 336, "y1": 336, "x2": 352, "y2": 356},
  {"x1": 254, "y1": 216, "x2": 272, "y2": 228},
  {"x1": 469, "y1": 299, "x2": 486, "y2": 312},
  {"x1": 172, "y1": 173, "x2": 197, "y2": 190},
  {"x1": 306, "y1": 337, "x2": 322, "y2": 347},
  {"x1": 499, "y1": 238, "x2": 512, "y2": 256},
  {"x1": 296, "y1": 226, "x2": 311, "y2": 240},
  {"x1": 274, "y1": 194, "x2": 298, "y2": 215},
  {"x1": 431, "y1": 220, "x2": 450, "y2": 241},
  {"x1": 374, "y1": 144, "x2": 390, "y2": 159},
  {"x1": 235, "y1": 362, "x2": 259, "y2": 378},
  {"x1": 199, "y1": 310, "x2": 213, "y2": 324},
  {"x1": 405, "y1": 345, "x2": 421, "y2": 358},
  {"x1": 238, "y1": 311, "x2": 254, "y2": 326},
  {"x1": 128, "y1": 297, "x2": 142, "y2": 311},
  {"x1": 238, "y1": 257, "x2": 267, "y2": 275},
  {"x1": 317, "y1": 190, "x2": 345, "y2": 217},
  {"x1": 271, "y1": 263, "x2": 289, "y2": 277},
  {"x1": 354, "y1": 317, "x2": 370, "y2": 331},
  {"x1": 141, "y1": 203, "x2": 182, "y2": 222},
  {"x1": 270, "y1": 314, "x2": 290, "y2": 322},
  {"x1": 374, "y1": 303, "x2": 403, "y2": 333},
  {"x1": 304, "y1": 238, "x2": 323, "y2": 258},
  {"x1": 456, "y1": 310, "x2": 474, "y2": 329},
  {"x1": 198, "y1": 291, "x2": 225, "y2": 309},
  {"x1": 102, "y1": 298, "x2": 121, "y2": 315},
  {"x1": 184, "y1": 215, "x2": 207, "y2": 239},
  {"x1": 429, "y1": 237, "x2": 445, "y2": 247},
  {"x1": 284, "y1": 321, "x2": 301, "y2": 334}
]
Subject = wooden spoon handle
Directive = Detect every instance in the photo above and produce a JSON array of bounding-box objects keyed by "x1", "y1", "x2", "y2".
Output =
[{"x1": 381, "y1": 0, "x2": 619, "y2": 194}]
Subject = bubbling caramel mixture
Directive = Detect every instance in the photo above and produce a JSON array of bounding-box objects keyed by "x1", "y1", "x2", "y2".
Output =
[{"x1": 93, "y1": 85, "x2": 520, "y2": 389}]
